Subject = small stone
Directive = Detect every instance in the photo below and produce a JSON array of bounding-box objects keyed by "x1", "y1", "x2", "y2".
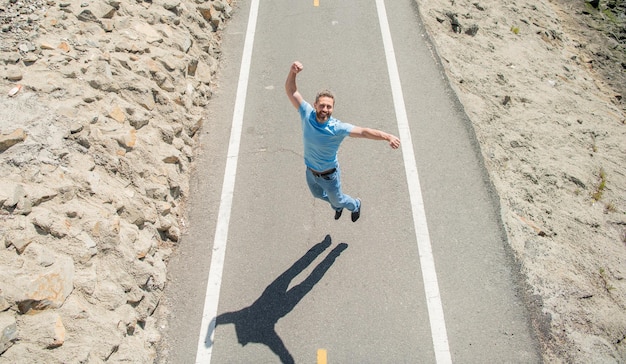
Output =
[
  {"x1": 160, "y1": 55, "x2": 182, "y2": 72},
  {"x1": 0, "y1": 129, "x2": 27, "y2": 152},
  {"x1": 160, "y1": 0, "x2": 181, "y2": 11},
  {"x1": 143, "y1": 58, "x2": 161, "y2": 73},
  {"x1": 187, "y1": 59, "x2": 198, "y2": 76},
  {"x1": 18, "y1": 42, "x2": 35, "y2": 53},
  {"x1": 58, "y1": 41, "x2": 71, "y2": 52},
  {"x1": 159, "y1": 79, "x2": 175, "y2": 92},
  {"x1": 128, "y1": 110, "x2": 151, "y2": 129},
  {"x1": 70, "y1": 122, "x2": 84, "y2": 134},
  {"x1": 465, "y1": 24, "x2": 479, "y2": 36},
  {"x1": 0, "y1": 313, "x2": 17, "y2": 355},
  {"x1": 0, "y1": 53, "x2": 20, "y2": 64},
  {"x1": 29, "y1": 207, "x2": 70, "y2": 239},
  {"x1": 198, "y1": 7, "x2": 212, "y2": 22},
  {"x1": 5, "y1": 66, "x2": 23, "y2": 81},
  {"x1": 134, "y1": 23, "x2": 162, "y2": 44},
  {"x1": 22, "y1": 53, "x2": 39, "y2": 64},
  {"x1": 213, "y1": 0, "x2": 225, "y2": 11},
  {"x1": 84, "y1": 1, "x2": 116, "y2": 18},
  {"x1": 166, "y1": 225, "x2": 180, "y2": 242},
  {"x1": 138, "y1": 91, "x2": 156, "y2": 111},
  {"x1": 100, "y1": 19, "x2": 114, "y2": 32},
  {"x1": 109, "y1": 105, "x2": 126, "y2": 123},
  {"x1": 113, "y1": 128, "x2": 137, "y2": 149},
  {"x1": 40, "y1": 42, "x2": 55, "y2": 50},
  {"x1": 5, "y1": 231, "x2": 34, "y2": 254}
]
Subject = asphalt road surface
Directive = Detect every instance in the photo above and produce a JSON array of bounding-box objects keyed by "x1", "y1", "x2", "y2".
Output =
[{"x1": 161, "y1": 0, "x2": 542, "y2": 363}]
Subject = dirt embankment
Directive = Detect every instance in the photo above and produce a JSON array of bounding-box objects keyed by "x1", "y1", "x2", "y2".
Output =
[{"x1": 416, "y1": 0, "x2": 625, "y2": 361}]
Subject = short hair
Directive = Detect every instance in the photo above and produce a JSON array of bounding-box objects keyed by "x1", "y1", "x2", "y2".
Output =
[{"x1": 315, "y1": 89, "x2": 335, "y2": 104}]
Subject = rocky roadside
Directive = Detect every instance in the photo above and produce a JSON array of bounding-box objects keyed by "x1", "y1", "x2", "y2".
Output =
[
  {"x1": 415, "y1": 0, "x2": 625, "y2": 362},
  {"x1": 0, "y1": 0, "x2": 232, "y2": 361}
]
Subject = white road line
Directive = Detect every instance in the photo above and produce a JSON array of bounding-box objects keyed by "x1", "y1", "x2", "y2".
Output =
[
  {"x1": 195, "y1": 0, "x2": 260, "y2": 362},
  {"x1": 375, "y1": 1, "x2": 452, "y2": 363}
]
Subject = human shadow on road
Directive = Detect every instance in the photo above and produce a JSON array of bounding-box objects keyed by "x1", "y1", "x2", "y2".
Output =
[{"x1": 204, "y1": 234, "x2": 348, "y2": 364}]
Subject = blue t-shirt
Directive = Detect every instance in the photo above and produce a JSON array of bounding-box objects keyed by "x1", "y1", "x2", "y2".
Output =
[{"x1": 298, "y1": 101, "x2": 354, "y2": 171}]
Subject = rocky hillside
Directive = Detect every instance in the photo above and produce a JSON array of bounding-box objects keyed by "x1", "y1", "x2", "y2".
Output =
[{"x1": 0, "y1": 0, "x2": 231, "y2": 361}]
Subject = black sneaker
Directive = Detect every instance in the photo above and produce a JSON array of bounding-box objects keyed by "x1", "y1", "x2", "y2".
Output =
[
  {"x1": 351, "y1": 199, "x2": 361, "y2": 222},
  {"x1": 334, "y1": 209, "x2": 343, "y2": 220}
]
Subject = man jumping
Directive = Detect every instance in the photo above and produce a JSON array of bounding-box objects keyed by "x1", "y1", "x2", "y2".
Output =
[{"x1": 285, "y1": 61, "x2": 400, "y2": 222}]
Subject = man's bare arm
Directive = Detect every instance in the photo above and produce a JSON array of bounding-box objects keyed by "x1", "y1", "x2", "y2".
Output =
[
  {"x1": 285, "y1": 61, "x2": 304, "y2": 110},
  {"x1": 350, "y1": 126, "x2": 401, "y2": 149}
]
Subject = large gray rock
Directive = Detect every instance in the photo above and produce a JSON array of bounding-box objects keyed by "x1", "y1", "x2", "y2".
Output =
[
  {"x1": 13, "y1": 249, "x2": 75, "y2": 313},
  {"x1": 76, "y1": 0, "x2": 117, "y2": 21},
  {"x1": 0, "y1": 129, "x2": 27, "y2": 153},
  {"x1": 18, "y1": 311, "x2": 65, "y2": 349},
  {"x1": 0, "y1": 313, "x2": 17, "y2": 354}
]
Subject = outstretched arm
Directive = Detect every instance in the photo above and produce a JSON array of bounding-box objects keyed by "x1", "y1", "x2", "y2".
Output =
[
  {"x1": 285, "y1": 61, "x2": 305, "y2": 110},
  {"x1": 350, "y1": 126, "x2": 401, "y2": 149}
]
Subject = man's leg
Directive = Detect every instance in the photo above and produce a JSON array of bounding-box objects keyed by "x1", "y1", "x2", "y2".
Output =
[
  {"x1": 306, "y1": 169, "x2": 336, "y2": 206},
  {"x1": 319, "y1": 168, "x2": 359, "y2": 213},
  {"x1": 306, "y1": 168, "x2": 345, "y2": 216}
]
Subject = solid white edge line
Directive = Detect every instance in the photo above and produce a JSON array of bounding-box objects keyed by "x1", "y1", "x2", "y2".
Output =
[
  {"x1": 195, "y1": 0, "x2": 260, "y2": 362},
  {"x1": 374, "y1": 1, "x2": 452, "y2": 363}
]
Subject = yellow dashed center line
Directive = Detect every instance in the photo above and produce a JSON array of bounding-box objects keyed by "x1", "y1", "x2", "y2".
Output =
[{"x1": 317, "y1": 349, "x2": 327, "y2": 364}]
